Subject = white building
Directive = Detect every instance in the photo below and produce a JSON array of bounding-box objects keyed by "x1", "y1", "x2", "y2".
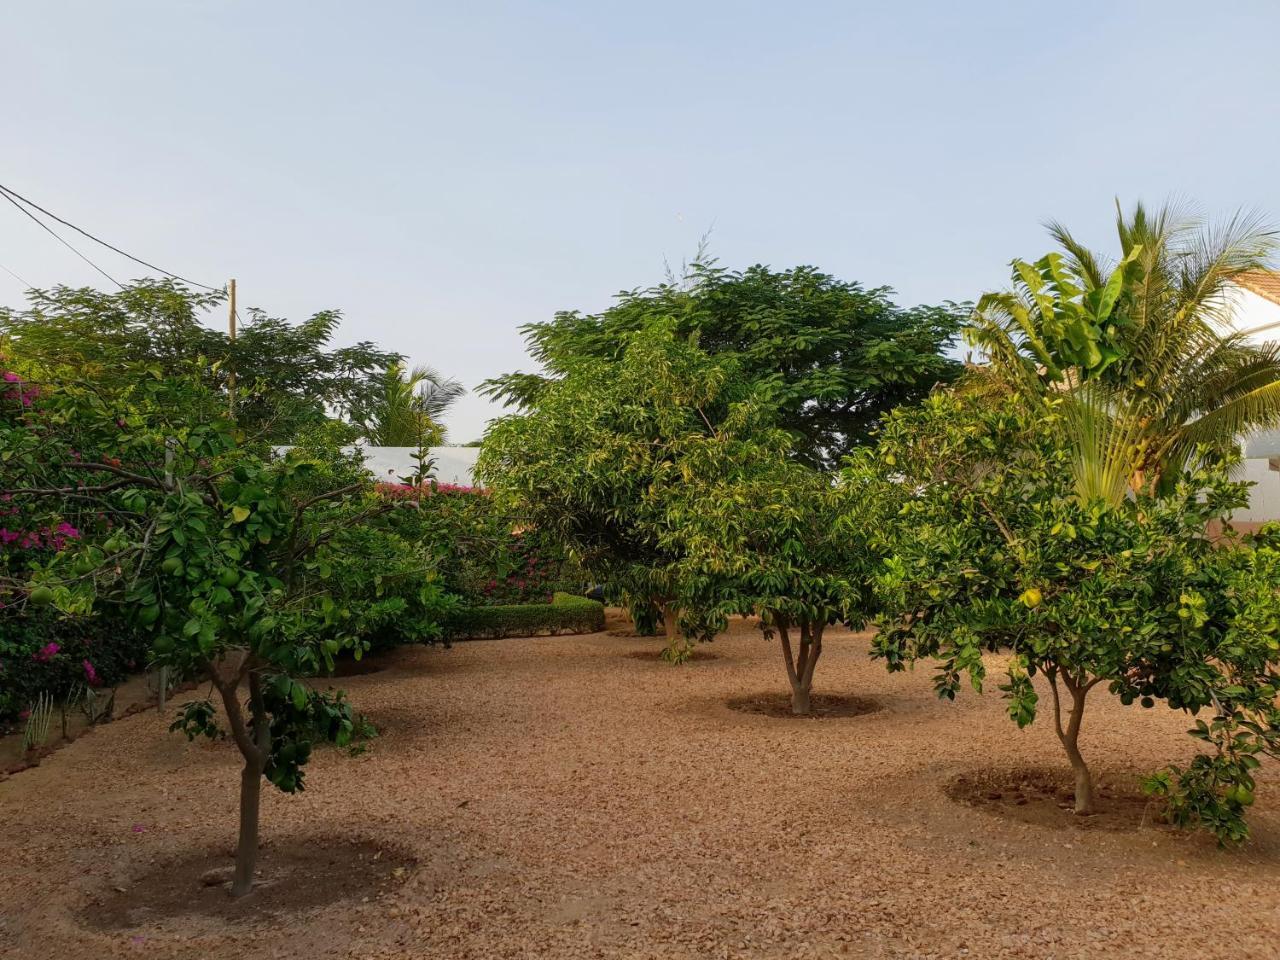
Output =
[{"x1": 1222, "y1": 271, "x2": 1280, "y2": 526}]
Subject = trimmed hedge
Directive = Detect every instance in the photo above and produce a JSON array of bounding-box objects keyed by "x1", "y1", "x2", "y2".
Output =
[{"x1": 445, "y1": 592, "x2": 605, "y2": 641}]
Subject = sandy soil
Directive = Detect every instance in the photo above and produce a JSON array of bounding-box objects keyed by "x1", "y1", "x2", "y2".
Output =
[{"x1": 3, "y1": 614, "x2": 1280, "y2": 960}]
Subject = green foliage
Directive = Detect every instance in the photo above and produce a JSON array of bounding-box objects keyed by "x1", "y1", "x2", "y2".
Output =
[
  {"x1": 0, "y1": 357, "x2": 445, "y2": 892},
  {"x1": 0, "y1": 280, "x2": 400, "y2": 442},
  {"x1": 355, "y1": 362, "x2": 464, "y2": 446},
  {"x1": 375, "y1": 482, "x2": 582, "y2": 605},
  {"x1": 969, "y1": 201, "x2": 1280, "y2": 495},
  {"x1": 658, "y1": 396, "x2": 886, "y2": 708},
  {"x1": 485, "y1": 260, "x2": 964, "y2": 468},
  {"x1": 865, "y1": 391, "x2": 1280, "y2": 838},
  {"x1": 445, "y1": 592, "x2": 605, "y2": 640},
  {"x1": 0, "y1": 609, "x2": 149, "y2": 723},
  {"x1": 479, "y1": 320, "x2": 767, "y2": 629}
]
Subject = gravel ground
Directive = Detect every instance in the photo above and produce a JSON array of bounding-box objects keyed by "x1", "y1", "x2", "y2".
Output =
[{"x1": 3, "y1": 614, "x2": 1279, "y2": 960}]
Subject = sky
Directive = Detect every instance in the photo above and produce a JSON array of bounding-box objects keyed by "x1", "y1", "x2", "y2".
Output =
[{"x1": 4, "y1": 1, "x2": 1280, "y2": 441}]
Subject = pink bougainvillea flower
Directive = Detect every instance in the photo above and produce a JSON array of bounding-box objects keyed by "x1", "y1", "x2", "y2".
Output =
[
  {"x1": 32, "y1": 642, "x2": 60, "y2": 662},
  {"x1": 83, "y1": 659, "x2": 101, "y2": 686}
]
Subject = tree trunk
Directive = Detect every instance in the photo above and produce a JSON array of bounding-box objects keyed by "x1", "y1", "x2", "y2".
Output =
[
  {"x1": 232, "y1": 756, "x2": 264, "y2": 896},
  {"x1": 661, "y1": 602, "x2": 679, "y2": 643},
  {"x1": 780, "y1": 618, "x2": 824, "y2": 716},
  {"x1": 1049, "y1": 669, "x2": 1095, "y2": 815},
  {"x1": 213, "y1": 664, "x2": 270, "y2": 897}
]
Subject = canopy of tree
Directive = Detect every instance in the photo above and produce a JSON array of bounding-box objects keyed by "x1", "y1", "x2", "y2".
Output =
[
  {"x1": 484, "y1": 261, "x2": 966, "y2": 468},
  {"x1": 0, "y1": 281, "x2": 399, "y2": 442}
]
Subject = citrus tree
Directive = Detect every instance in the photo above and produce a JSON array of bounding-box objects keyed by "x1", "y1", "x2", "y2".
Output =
[
  {"x1": 1, "y1": 362, "x2": 445, "y2": 894},
  {"x1": 866, "y1": 391, "x2": 1280, "y2": 839},
  {"x1": 664, "y1": 417, "x2": 881, "y2": 713}
]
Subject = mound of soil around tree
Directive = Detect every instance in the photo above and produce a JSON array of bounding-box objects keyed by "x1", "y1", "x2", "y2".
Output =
[
  {"x1": 726, "y1": 692, "x2": 881, "y2": 719},
  {"x1": 945, "y1": 765, "x2": 1167, "y2": 832},
  {"x1": 626, "y1": 649, "x2": 720, "y2": 663},
  {"x1": 81, "y1": 837, "x2": 415, "y2": 930}
]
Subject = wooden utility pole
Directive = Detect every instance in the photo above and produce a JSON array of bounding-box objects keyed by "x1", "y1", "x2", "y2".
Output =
[{"x1": 227, "y1": 278, "x2": 237, "y2": 417}]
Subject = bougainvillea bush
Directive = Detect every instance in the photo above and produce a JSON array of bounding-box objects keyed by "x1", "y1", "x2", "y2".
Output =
[
  {"x1": 0, "y1": 362, "x2": 150, "y2": 722},
  {"x1": 0, "y1": 609, "x2": 150, "y2": 725}
]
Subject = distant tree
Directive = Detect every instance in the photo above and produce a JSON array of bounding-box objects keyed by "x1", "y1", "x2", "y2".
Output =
[
  {"x1": 484, "y1": 261, "x2": 965, "y2": 468},
  {"x1": 0, "y1": 280, "x2": 400, "y2": 442},
  {"x1": 478, "y1": 321, "x2": 769, "y2": 652},
  {"x1": 356, "y1": 362, "x2": 465, "y2": 446}
]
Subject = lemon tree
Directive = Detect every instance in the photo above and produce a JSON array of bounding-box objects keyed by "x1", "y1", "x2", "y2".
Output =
[{"x1": 866, "y1": 392, "x2": 1280, "y2": 839}]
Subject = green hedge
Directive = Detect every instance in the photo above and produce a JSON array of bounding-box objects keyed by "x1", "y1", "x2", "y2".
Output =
[{"x1": 445, "y1": 592, "x2": 605, "y2": 641}]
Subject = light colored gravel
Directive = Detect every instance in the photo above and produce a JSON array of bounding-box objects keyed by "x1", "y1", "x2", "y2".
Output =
[{"x1": 3, "y1": 614, "x2": 1279, "y2": 959}]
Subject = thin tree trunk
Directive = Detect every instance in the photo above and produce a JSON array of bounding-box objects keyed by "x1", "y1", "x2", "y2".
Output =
[
  {"x1": 214, "y1": 665, "x2": 269, "y2": 897},
  {"x1": 1048, "y1": 668, "x2": 1095, "y2": 815},
  {"x1": 233, "y1": 758, "x2": 263, "y2": 896}
]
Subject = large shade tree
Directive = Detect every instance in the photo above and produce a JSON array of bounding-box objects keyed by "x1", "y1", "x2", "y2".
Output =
[{"x1": 485, "y1": 260, "x2": 965, "y2": 469}]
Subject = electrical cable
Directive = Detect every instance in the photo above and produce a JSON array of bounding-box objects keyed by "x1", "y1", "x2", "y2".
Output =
[
  {"x1": 0, "y1": 188, "x2": 123, "y2": 288},
  {"x1": 0, "y1": 182, "x2": 220, "y2": 290}
]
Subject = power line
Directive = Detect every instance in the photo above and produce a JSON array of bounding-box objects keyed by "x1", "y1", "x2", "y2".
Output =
[
  {"x1": 0, "y1": 258, "x2": 33, "y2": 289},
  {"x1": 0, "y1": 188, "x2": 123, "y2": 289},
  {"x1": 0, "y1": 182, "x2": 220, "y2": 291}
]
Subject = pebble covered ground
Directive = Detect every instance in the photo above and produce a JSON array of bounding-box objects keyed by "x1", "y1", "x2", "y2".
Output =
[{"x1": 3, "y1": 615, "x2": 1279, "y2": 959}]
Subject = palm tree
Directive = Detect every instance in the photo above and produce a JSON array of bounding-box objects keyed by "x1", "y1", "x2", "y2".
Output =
[
  {"x1": 360, "y1": 363, "x2": 465, "y2": 447},
  {"x1": 968, "y1": 200, "x2": 1280, "y2": 502}
]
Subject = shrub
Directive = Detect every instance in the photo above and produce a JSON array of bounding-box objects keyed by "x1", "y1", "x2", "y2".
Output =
[
  {"x1": 0, "y1": 608, "x2": 150, "y2": 724},
  {"x1": 445, "y1": 592, "x2": 604, "y2": 641},
  {"x1": 374, "y1": 481, "x2": 582, "y2": 605}
]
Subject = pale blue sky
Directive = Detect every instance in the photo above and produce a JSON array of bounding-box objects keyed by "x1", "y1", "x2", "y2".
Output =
[{"x1": 4, "y1": 1, "x2": 1279, "y2": 440}]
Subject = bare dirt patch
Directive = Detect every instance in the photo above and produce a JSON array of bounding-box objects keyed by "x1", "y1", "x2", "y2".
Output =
[
  {"x1": 725, "y1": 691, "x2": 881, "y2": 719},
  {"x1": 945, "y1": 765, "x2": 1167, "y2": 832},
  {"x1": 81, "y1": 837, "x2": 414, "y2": 930},
  {"x1": 6, "y1": 620, "x2": 1280, "y2": 959}
]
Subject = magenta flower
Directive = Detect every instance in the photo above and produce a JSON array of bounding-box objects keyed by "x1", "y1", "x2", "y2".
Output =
[
  {"x1": 82, "y1": 659, "x2": 101, "y2": 686},
  {"x1": 32, "y1": 642, "x2": 60, "y2": 662}
]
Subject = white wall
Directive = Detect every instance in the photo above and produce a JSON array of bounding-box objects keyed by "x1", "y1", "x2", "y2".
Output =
[
  {"x1": 1233, "y1": 458, "x2": 1280, "y2": 524},
  {"x1": 1223, "y1": 284, "x2": 1280, "y2": 522},
  {"x1": 273, "y1": 445, "x2": 480, "y2": 487},
  {"x1": 356, "y1": 446, "x2": 480, "y2": 487},
  {"x1": 1218, "y1": 284, "x2": 1280, "y2": 343}
]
